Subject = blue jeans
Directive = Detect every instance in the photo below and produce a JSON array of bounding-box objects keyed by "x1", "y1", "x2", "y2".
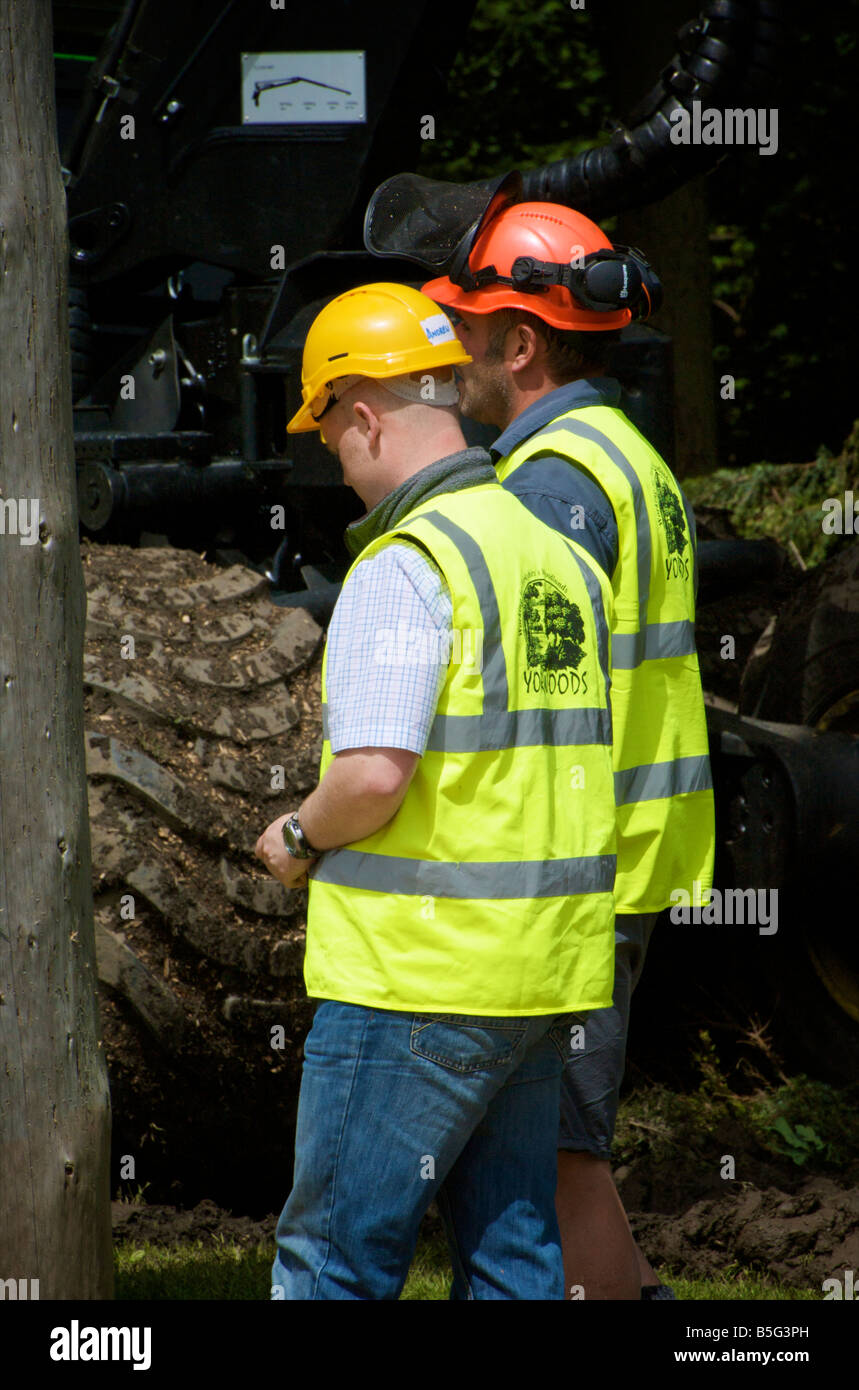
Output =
[{"x1": 270, "y1": 1001, "x2": 582, "y2": 1300}]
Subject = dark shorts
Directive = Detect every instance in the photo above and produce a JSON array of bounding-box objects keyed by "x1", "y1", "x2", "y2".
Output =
[{"x1": 558, "y1": 911, "x2": 660, "y2": 1160}]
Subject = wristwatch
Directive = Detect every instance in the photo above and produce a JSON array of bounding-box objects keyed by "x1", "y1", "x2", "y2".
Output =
[{"x1": 281, "y1": 813, "x2": 321, "y2": 859}]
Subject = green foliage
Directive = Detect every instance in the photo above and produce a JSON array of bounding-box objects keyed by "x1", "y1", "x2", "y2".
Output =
[
  {"x1": 614, "y1": 1029, "x2": 859, "y2": 1174},
  {"x1": 749, "y1": 1073, "x2": 859, "y2": 1168},
  {"x1": 119, "y1": 1182, "x2": 152, "y2": 1207},
  {"x1": 765, "y1": 1118, "x2": 826, "y2": 1166},
  {"x1": 615, "y1": 1030, "x2": 745, "y2": 1168},
  {"x1": 418, "y1": 0, "x2": 611, "y2": 184},
  {"x1": 704, "y1": 8, "x2": 858, "y2": 464},
  {"x1": 711, "y1": 226, "x2": 757, "y2": 302},
  {"x1": 682, "y1": 420, "x2": 859, "y2": 567}
]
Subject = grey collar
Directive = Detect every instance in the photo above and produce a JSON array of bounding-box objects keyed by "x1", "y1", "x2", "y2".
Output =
[{"x1": 344, "y1": 447, "x2": 495, "y2": 558}]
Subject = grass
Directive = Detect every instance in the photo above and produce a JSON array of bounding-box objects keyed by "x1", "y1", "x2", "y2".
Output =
[
  {"x1": 114, "y1": 1229, "x2": 815, "y2": 1301},
  {"x1": 113, "y1": 1229, "x2": 453, "y2": 1300},
  {"x1": 666, "y1": 1273, "x2": 816, "y2": 1301},
  {"x1": 397, "y1": 1230, "x2": 452, "y2": 1301},
  {"x1": 116, "y1": 1237, "x2": 273, "y2": 1300}
]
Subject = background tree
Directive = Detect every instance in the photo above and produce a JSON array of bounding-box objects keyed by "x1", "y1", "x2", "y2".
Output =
[
  {"x1": 705, "y1": 8, "x2": 858, "y2": 465},
  {"x1": 419, "y1": 0, "x2": 859, "y2": 472},
  {"x1": 0, "y1": 0, "x2": 113, "y2": 1299}
]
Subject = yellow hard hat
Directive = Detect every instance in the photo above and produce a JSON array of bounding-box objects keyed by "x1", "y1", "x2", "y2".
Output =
[{"x1": 286, "y1": 282, "x2": 471, "y2": 433}]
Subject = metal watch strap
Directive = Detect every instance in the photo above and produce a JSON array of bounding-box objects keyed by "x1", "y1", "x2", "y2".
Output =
[{"x1": 282, "y1": 813, "x2": 320, "y2": 859}]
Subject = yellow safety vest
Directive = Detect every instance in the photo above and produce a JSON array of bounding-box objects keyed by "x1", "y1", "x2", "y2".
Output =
[
  {"x1": 305, "y1": 479, "x2": 617, "y2": 1015},
  {"x1": 498, "y1": 403, "x2": 715, "y2": 913}
]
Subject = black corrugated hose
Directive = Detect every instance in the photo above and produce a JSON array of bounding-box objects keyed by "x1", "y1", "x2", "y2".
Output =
[{"x1": 520, "y1": 1, "x2": 789, "y2": 218}]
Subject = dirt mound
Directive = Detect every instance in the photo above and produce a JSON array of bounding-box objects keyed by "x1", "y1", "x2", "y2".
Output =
[
  {"x1": 631, "y1": 1178, "x2": 859, "y2": 1289},
  {"x1": 112, "y1": 1198, "x2": 275, "y2": 1251},
  {"x1": 83, "y1": 540, "x2": 324, "y2": 1210}
]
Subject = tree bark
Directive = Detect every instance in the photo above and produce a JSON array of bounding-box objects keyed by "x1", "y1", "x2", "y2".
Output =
[
  {"x1": 617, "y1": 180, "x2": 718, "y2": 478},
  {"x1": 597, "y1": 0, "x2": 719, "y2": 477},
  {"x1": 0, "y1": 0, "x2": 113, "y2": 1299}
]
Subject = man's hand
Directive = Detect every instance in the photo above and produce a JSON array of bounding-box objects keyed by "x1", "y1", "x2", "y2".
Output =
[
  {"x1": 254, "y1": 749, "x2": 418, "y2": 890},
  {"x1": 254, "y1": 813, "x2": 316, "y2": 890}
]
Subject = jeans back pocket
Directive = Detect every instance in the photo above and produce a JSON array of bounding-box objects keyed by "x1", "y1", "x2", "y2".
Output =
[{"x1": 410, "y1": 1014, "x2": 528, "y2": 1073}]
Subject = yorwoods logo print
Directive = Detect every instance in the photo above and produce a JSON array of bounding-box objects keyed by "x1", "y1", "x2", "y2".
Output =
[
  {"x1": 653, "y1": 468, "x2": 690, "y2": 581},
  {"x1": 519, "y1": 573, "x2": 588, "y2": 695}
]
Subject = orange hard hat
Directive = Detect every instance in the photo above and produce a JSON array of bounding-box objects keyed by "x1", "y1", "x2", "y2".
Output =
[{"x1": 423, "y1": 201, "x2": 637, "y2": 332}]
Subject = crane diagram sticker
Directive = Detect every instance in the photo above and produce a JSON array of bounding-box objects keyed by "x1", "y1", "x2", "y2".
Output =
[
  {"x1": 519, "y1": 573, "x2": 588, "y2": 695},
  {"x1": 242, "y1": 52, "x2": 366, "y2": 124}
]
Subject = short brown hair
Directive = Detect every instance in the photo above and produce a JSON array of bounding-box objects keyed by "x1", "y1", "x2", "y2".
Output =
[{"x1": 487, "y1": 308, "x2": 620, "y2": 382}]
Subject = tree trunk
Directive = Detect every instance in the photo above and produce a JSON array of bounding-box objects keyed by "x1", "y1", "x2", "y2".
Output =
[
  {"x1": 617, "y1": 180, "x2": 718, "y2": 478},
  {"x1": 0, "y1": 0, "x2": 113, "y2": 1299},
  {"x1": 597, "y1": 0, "x2": 719, "y2": 477}
]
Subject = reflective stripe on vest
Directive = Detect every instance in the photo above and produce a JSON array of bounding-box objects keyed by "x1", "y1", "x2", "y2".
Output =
[
  {"x1": 614, "y1": 753, "x2": 712, "y2": 805},
  {"x1": 322, "y1": 701, "x2": 610, "y2": 751},
  {"x1": 313, "y1": 849, "x2": 616, "y2": 898}
]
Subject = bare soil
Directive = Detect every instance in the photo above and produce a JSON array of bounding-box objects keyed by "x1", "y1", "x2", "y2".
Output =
[{"x1": 630, "y1": 1178, "x2": 859, "y2": 1289}]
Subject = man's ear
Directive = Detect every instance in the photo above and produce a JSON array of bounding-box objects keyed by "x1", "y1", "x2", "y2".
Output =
[
  {"x1": 510, "y1": 321, "x2": 540, "y2": 373},
  {"x1": 352, "y1": 399, "x2": 382, "y2": 446}
]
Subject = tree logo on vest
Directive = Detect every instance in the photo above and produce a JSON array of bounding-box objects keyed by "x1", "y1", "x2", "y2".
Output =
[
  {"x1": 652, "y1": 470, "x2": 690, "y2": 580},
  {"x1": 519, "y1": 573, "x2": 588, "y2": 695}
]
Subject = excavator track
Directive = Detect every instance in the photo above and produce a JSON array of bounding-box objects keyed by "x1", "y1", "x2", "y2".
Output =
[{"x1": 82, "y1": 539, "x2": 323, "y2": 1208}]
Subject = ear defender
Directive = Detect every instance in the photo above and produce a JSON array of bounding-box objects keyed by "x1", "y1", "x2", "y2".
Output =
[
  {"x1": 506, "y1": 246, "x2": 662, "y2": 321},
  {"x1": 619, "y1": 247, "x2": 663, "y2": 322}
]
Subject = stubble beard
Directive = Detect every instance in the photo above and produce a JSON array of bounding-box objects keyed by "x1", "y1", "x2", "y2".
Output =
[{"x1": 457, "y1": 364, "x2": 511, "y2": 430}]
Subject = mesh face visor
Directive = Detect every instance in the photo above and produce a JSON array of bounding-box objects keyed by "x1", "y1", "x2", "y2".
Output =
[{"x1": 363, "y1": 170, "x2": 523, "y2": 272}]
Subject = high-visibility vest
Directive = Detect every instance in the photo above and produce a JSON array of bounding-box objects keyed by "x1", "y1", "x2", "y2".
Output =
[
  {"x1": 305, "y1": 480, "x2": 617, "y2": 1015},
  {"x1": 498, "y1": 403, "x2": 715, "y2": 914}
]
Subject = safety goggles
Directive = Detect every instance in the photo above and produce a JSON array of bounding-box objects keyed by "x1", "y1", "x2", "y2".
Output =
[{"x1": 308, "y1": 374, "x2": 362, "y2": 424}]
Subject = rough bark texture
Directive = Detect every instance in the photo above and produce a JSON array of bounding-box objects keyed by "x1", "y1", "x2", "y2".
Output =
[
  {"x1": 601, "y1": 0, "x2": 719, "y2": 477},
  {"x1": 0, "y1": 0, "x2": 113, "y2": 1298},
  {"x1": 618, "y1": 180, "x2": 718, "y2": 478}
]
